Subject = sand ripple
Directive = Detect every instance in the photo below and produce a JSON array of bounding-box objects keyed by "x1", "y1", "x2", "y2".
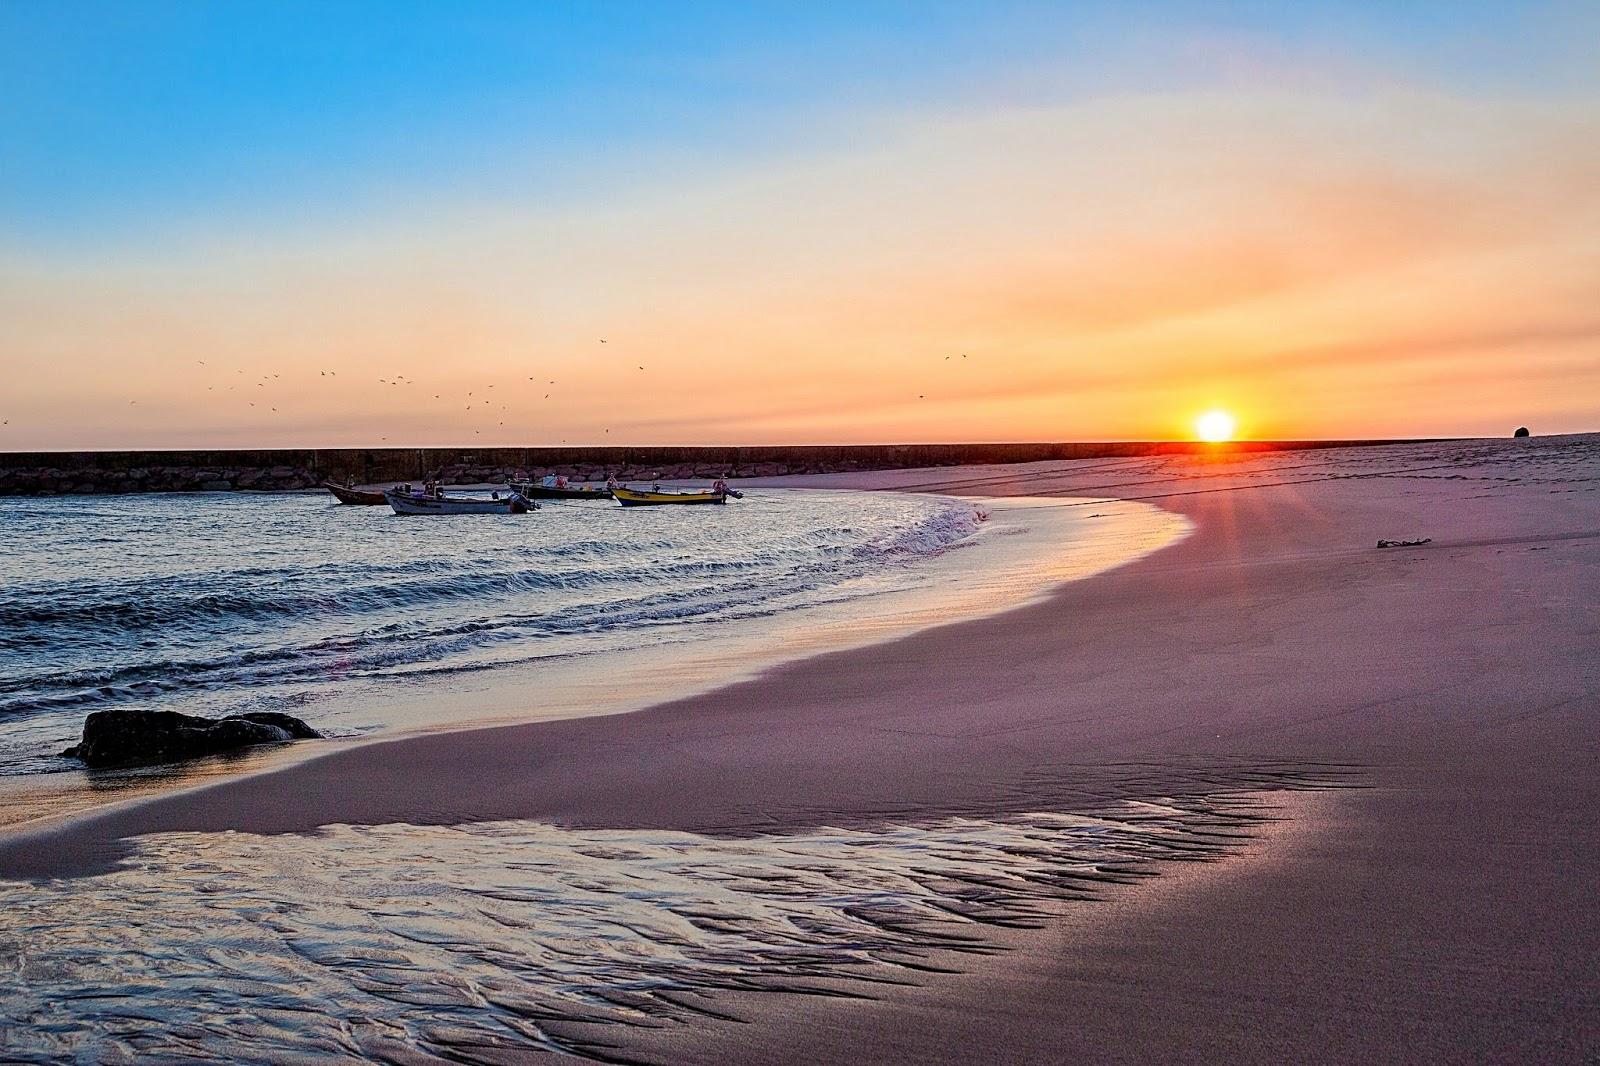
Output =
[{"x1": 0, "y1": 765, "x2": 1353, "y2": 1063}]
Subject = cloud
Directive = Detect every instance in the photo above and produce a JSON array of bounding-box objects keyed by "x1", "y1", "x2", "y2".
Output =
[{"x1": 2, "y1": 85, "x2": 1598, "y2": 447}]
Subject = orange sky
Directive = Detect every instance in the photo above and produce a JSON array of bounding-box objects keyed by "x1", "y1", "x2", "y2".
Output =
[{"x1": 4, "y1": 84, "x2": 1598, "y2": 448}]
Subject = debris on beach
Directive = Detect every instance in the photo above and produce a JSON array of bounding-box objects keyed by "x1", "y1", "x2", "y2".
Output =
[{"x1": 1376, "y1": 537, "x2": 1432, "y2": 548}]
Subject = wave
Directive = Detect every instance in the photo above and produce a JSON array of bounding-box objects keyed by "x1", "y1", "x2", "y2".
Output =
[{"x1": 0, "y1": 492, "x2": 989, "y2": 739}]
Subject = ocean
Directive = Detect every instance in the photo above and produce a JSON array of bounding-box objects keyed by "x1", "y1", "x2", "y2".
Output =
[{"x1": 0, "y1": 487, "x2": 989, "y2": 775}]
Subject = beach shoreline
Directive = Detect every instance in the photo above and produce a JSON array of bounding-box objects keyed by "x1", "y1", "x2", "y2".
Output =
[
  {"x1": 3, "y1": 434, "x2": 1598, "y2": 1062},
  {"x1": 0, "y1": 490, "x2": 1184, "y2": 838}
]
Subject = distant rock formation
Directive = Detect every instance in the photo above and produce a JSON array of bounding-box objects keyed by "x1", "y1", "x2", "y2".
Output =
[
  {"x1": 60, "y1": 709, "x2": 322, "y2": 768},
  {"x1": 1513, "y1": 427, "x2": 1530, "y2": 438}
]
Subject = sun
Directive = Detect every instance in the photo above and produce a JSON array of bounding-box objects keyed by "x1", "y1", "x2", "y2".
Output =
[{"x1": 1196, "y1": 410, "x2": 1236, "y2": 443}]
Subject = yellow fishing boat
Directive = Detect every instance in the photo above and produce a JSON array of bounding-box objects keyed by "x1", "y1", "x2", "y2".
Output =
[{"x1": 612, "y1": 480, "x2": 743, "y2": 506}]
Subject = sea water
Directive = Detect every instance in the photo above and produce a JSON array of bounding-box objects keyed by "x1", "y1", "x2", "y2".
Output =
[{"x1": 0, "y1": 488, "x2": 999, "y2": 775}]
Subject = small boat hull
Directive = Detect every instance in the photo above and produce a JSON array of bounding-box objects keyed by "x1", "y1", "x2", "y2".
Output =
[
  {"x1": 385, "y1": 490, "x2": 534, "y2": 515},
  {"x1": 613, "y1": 486, "x2": 729, "y2": 506},
  {"x1": 510, "y1": 483, "x2": 615, "y2": 500},
  {"x1": 323, "y1": 482, "x2": 388, "y2": 505}
]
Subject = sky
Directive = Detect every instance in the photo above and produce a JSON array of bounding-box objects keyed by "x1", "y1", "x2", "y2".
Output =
[{"x1": 2, "y1": 1, "x2": 1598, "y2": 449}]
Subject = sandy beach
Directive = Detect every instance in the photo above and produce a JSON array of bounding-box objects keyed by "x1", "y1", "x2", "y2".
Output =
[{"x1": 4, "y1": 434, "x2": 1598, "y2": 1062}]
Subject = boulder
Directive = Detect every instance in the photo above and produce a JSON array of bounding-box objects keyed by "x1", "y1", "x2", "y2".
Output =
[
  {"x1": 1513, "y1": 426, "x2": 1530, "y2": 438},
  {"x1": 59, "y1": 708, "x2": 322, "y2": 768}
]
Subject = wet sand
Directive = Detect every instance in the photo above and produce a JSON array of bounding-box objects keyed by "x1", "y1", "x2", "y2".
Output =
[{"x1": 5, "y1": 435, "x2": 1599, "y2": 1061}]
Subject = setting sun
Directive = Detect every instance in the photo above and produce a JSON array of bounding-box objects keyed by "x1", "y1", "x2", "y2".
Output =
[{"x1": 1196, "y1": 410, "x2": 1237, "y2": 443}]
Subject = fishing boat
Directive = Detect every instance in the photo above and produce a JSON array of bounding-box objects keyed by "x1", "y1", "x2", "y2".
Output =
[
  {"x1": 321, "y1": 482, "x2": 388, "y2": 505},
  {"x1": 612, "y1": 480, "x2": 744, "y2": 507},
  {"x1": 384, "y1": 488, "x2": 536, "y2": 515},
  {"x1": 509, "y1": 481, "x2": 614, "y2": 501}
]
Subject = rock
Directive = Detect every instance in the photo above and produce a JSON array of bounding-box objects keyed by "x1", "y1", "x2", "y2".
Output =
[
  {"x1": 232, "y1": 711, "x2": 322, "y2": 739},
  {"x1": 1513, "y1": 426, "x2": 1530, "y2": 438},
  {"x1": 62, "y1": 708, "x2": 322, "y2": 769}
]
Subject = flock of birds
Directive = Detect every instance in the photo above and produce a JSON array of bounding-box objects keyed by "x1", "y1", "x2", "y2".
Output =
[{"x1": 2, "y1": 346, "x2": 975, "y2": 439}]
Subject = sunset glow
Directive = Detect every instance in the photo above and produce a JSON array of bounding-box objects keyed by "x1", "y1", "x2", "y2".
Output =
[{"x1": 2, "y1": 5, "x2": 1597, "y2": 449}]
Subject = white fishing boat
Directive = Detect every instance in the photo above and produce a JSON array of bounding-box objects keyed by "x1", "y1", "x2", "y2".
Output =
[{"x1": 384, "y1": 488, "x2": 536, "y2": 515}]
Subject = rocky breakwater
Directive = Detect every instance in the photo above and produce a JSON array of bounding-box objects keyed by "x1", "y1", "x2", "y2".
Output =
[
  {"x1": 0, "y1": 462, "x2": 321, "y2": 496},
  {"x1": 60, "y1": 709, "x2": 323, "y2": 768},
  {"x1": 442, "y1": 459, "x2": 813, "y2": 486}
]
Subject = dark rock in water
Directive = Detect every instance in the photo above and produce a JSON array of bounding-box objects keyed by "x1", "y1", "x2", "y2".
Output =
[
  {"x1": 62, "y1": 708, "x2": 322, "y2": 769},
  {"x1": 1513, "y1": 426, "x2": 1530, "y2": 438},
  {"x1": 232, "y1": 711, "x2": 322, "y2": 739}
]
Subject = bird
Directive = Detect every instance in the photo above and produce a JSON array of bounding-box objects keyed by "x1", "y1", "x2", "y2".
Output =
[
  {"x1": 599, "y1": 339, "x2": 607, "y2": 344},
  {"x1": 637, "y1": 366, "x2": 645, "y2": 371},
  {"x1": 197, "y1": 360, "x2": 206, "y2": 365},
  {"x1": 320, "y1": 371, "x2": 326, "y2": 377}
]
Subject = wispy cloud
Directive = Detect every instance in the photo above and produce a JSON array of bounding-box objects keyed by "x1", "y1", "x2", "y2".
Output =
[{"x1": 3, "y1": 84, "x2": 1597, "y2": 447}]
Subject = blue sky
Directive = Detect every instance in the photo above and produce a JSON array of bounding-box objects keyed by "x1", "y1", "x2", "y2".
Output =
[
  {"x1": 3, "y1": 2, "x2": 1593, "y2": 244},
  {"x1": 3, "y1": 2, "x2": 1597, "y2": 447}
]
